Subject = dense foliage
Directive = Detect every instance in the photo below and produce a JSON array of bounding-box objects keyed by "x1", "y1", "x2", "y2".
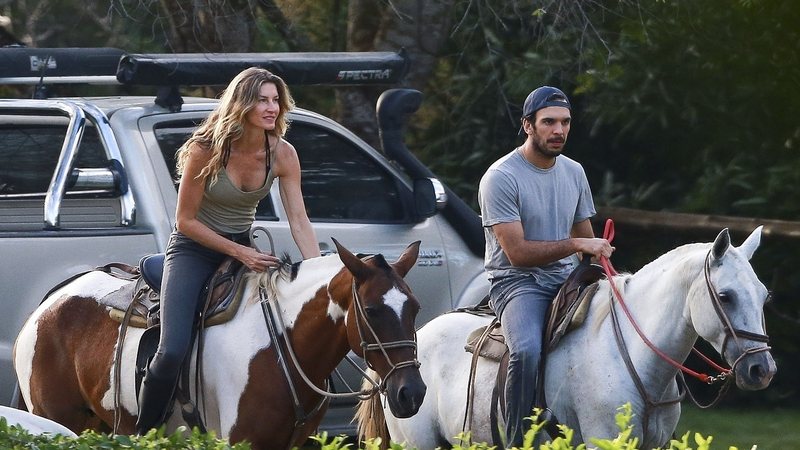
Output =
[
  {"x1": 0, "y1": 419, "x2": 249, "y2": 449},
  {"x1": 0, "y1": 406, "x2": 755, "y2": 450},
  {"x1": 5, "y1": 1, "x2": 797, "y2": 217},
  {"x1": 405, "y1": 1, "x2": 800, "y2": 220}
]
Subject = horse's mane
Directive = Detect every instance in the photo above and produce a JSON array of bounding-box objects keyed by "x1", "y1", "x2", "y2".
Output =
[
  {"x1": 254, "y1": 253, "x2": 295, "y2": 303},
  {"x1": 590, "y1": 242, "x2": 712, "y2": 334},
  {"x1": 590, "y1": 273, "x2": 632, "y2": 334},
  {"x1": 247, "y1": 253, "x2": 344, "y2": 305}
]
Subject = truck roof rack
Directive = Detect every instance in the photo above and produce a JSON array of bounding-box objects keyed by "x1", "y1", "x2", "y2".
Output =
[
  {"x1": 0, "y1": 47, "x2": 125, "y2": 85},
  {"x1": 1, "y1": 47, "x2": 409, "y2": 110},
  {"x1": 116, "y1": 51, "x2": 408, "y2": 87}
]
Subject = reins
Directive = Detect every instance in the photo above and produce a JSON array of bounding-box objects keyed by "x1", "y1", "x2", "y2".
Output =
[
  {"x1": 599, "y1": 219, "x2": 733, "y2": 384},
  {"x1": 599, "y1": 219, "x2": 771, "y2": 414}
]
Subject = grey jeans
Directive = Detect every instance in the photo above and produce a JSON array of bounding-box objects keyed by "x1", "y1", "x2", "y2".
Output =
[
  {"x1": 489, "y1": 270, "x2": 567, "y2": 446},
  {"x1": 148, "y1": 230, "x2": 248, "y2": 380}
]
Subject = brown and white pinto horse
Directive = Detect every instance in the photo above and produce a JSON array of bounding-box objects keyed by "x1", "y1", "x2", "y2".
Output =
[{"x1": 13, "y1": 240, "x2": 426, "y2": 449}]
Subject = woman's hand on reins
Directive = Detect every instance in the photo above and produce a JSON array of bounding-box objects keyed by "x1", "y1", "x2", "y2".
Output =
[{"x1": 237, "y1": 245, "x2": 282, "y2": 272}]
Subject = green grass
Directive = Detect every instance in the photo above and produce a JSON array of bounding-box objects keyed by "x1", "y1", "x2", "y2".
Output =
[{"x1": 676, "y1": 406, "x2": 800, "y2": 449}]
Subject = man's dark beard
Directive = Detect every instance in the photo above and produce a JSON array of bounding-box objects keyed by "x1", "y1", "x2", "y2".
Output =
[{"x1": 532, "y1": 140, "x2": 563, "y2": 158}]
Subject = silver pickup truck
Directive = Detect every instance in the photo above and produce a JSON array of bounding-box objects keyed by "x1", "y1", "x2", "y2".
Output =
[{"x1": 0, "y1": 47, "x2": 488, "y2": 435}]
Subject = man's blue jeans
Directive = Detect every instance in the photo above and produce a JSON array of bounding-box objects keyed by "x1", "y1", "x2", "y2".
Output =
[{"x1": 489, "y1": 271, "x2": 566, "y2": 447}]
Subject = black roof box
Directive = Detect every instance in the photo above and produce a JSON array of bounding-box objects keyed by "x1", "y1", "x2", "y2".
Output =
[
  {"x1": 0, "y1": 47, "x2": 124, "y2": 84},
  {"x1": 117, "y1": 51, "x2": 408, "y2": 86},
  {"x1": 0, "y1": 47, "x2": 408, "y2": 87}
]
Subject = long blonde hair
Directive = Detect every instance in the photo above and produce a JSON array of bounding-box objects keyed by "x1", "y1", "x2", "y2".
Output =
[{"x1": 175, "y1": 67, "x2": 295, "y2": 183}]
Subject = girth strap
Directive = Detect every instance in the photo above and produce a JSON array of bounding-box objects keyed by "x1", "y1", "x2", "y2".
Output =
[
  {"x1": 461, "y1": 318, "x2": 501, "y2": 441},
  {"x1": 259, "y1": 288, "x2": 329, "y2": 450}
]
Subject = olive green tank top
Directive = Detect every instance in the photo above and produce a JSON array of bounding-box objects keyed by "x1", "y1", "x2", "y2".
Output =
[{"x1": 196, "y1": 145, "x2": 276, "y2": 235}]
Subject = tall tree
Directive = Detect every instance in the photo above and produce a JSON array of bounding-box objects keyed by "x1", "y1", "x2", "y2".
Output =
[{"x1": 247, "y1": 0, "x2": 455, "y2": 147}]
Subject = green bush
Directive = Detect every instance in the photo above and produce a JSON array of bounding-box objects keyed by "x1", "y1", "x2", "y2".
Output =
[
  {"x1": 316, "y1": 405, "x2": 756, "y2": 450},
  {"x1": 0, "y1": 405, "x2": 758, "y2": 450},
  {"x1": 0, "y1": 418, "x2": 251, "y2": 449}
]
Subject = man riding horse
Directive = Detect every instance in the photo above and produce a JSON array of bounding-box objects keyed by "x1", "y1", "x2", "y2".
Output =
[{"x1": 477, "y1": 86, "x2": 614, "y2": 446}]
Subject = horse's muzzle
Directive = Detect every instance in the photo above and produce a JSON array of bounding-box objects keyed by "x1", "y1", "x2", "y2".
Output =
[
  {"x1": 734, "y1": 348, "x2": 777, "y2": 390},
  {"x1": 384, "y1": 366, "x2": 427, "y2": 418}
]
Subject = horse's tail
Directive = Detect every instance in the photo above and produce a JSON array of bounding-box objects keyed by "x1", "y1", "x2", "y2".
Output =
[
  {"x1": 354, "y1": 369, "x2": 390, "y2": 449},
  {"x1": 14, "y1": 384, "x2": 28, "y2": 411}
]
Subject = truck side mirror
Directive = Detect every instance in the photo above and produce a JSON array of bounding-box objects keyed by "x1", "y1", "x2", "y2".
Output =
[{"x1": 413, "y1": 177, "x2": 446, "y2": 219}]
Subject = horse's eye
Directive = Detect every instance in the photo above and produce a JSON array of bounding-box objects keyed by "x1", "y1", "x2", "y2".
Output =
[
  {"x1": 718, "y1": 292, "x2": 731, "y2": 303},
  {"x1": 364, "y1": 305, "x2": 381, "y2": 318}
]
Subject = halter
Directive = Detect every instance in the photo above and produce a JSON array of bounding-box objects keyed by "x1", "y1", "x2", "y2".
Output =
[
  {"x1": 349, "y1": 279, "x2": 421, "y2": 391},
  {"x1": 600, "y1": 219, "x2": 772, "y2": 426},
  {"x1": 702, "y1": 250, "x2": 772, "y2": 370}
]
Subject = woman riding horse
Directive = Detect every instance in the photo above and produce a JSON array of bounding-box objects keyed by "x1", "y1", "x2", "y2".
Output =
[
  {"x1": 137, "y1": 67, "x2": 321, "y2": 433},
  {"x1": 15, "y1": 239, "x2": 427, "y2": 449}
]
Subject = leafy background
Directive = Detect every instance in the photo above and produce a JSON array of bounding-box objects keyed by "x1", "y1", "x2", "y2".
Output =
[{"x1": 2, "y1": 0, "x2": 798, "y2": 406}]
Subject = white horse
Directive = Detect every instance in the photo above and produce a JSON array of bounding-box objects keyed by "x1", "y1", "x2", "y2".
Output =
[
  {"x1": 358, "y1": 227, "x2": 777, "y2": 448},
  {"x1": 0, "y1": 405, "x2": 77, "y2": 437}
]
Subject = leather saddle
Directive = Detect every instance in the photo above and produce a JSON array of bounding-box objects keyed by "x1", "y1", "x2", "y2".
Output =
[
  {"x1": 104, "y1": 254, "x2": 248, "y2": 329},
  {"x1": 464, "y1": 257, "x2": 604, "y2": 361}
]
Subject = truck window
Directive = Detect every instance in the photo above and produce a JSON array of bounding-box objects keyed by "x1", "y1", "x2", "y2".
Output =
[
  {"x1": 0, "y1": 123, "x2": 124, "y2": 230},
  {"x1": 287, "y1": 123, "x2": 406, "y2": 223},
  {"x1": 0, "y1": 124, "x2": 108, "y2": 196},
  {"x1": 152, "y1": 120, "x2": 407, "y2": 224}
]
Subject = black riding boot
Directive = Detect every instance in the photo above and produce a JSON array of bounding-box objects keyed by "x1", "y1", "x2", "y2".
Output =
[{"x1": 135, "y1": 367, "x2": 176, "y2": 435}]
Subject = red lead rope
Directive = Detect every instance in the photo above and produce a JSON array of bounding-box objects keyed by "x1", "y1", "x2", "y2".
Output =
[{"x1": 599, "y1": 219, "x2": 731, "y2": 384}]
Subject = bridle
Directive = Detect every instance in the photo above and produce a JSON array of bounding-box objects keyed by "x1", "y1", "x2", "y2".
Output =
[
  {"x1": 600, "y1": 220, "x2": 772, "y2": 428},
  {"x1": 256, "y1": 254, "x2": 419, "y2": 445},
  {"x1": 349, "y1": 278, "x2": 421, "y2": 393},
  {"x1": 701, "y1": 250, "x2": 771, "y2": 372},
  {"x1": 252, "y1": 226, "x2": 420, "y2": 395}
]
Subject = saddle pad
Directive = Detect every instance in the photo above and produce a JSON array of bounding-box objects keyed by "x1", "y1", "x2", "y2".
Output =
[
  {"x1": 105, "y1": 277, "x2": 156, "y2": 328},
  {"x1": 464, "y1": 323, "x2": 506, "y2": 362},
  {"x1": 568, "y1": 283, "x2": 598, "y2": 330},
  {"x1": 546, "y1": 282, "x2": 600, "y2": 352}
]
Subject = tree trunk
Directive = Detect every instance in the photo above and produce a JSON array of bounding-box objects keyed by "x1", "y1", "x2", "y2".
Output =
[
  {"x1": 256, "y1": 0, "x2": 315, "y2": 51},
  {"x1": 0, "y1": 15, "x2": 22, "y2": 46},
  {"x1": 158, "y1": 0, "x2": 255, "y2": 53},
  {"x1": 336, "y1": 0, "x2": 454, "y2": 149}
]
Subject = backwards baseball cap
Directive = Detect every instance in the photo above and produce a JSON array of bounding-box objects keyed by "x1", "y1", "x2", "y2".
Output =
[{"x1": 521, "y1": 86, "x2": 571, "y2": 119}]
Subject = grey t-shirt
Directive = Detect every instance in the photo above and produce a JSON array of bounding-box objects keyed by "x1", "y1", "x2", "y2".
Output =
[{"x1": 478, "y1": 148, "x2": 596, "y2": 280}]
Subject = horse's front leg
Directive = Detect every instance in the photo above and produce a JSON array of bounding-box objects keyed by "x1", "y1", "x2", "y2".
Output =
[
  {"x1": 569, "y1": 387, "x2": 648, "y2": 446},
  {"x1": 644, "y1": 402, "x2": 681, "y2": 448}
]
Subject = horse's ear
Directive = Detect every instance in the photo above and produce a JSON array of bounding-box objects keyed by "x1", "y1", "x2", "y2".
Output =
[
  {"x1": 712, "y1": 228, "x2": 731, "y2": 261},
  {"x1": 738, "y1": 225, "x2": 763, "y2": 260},
  {"x1": 332, "y1": 238, "x2": 370, "y2": 279},
  {"x1": 392, "y1": 241, "x2": 421, "y2": 278}
]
